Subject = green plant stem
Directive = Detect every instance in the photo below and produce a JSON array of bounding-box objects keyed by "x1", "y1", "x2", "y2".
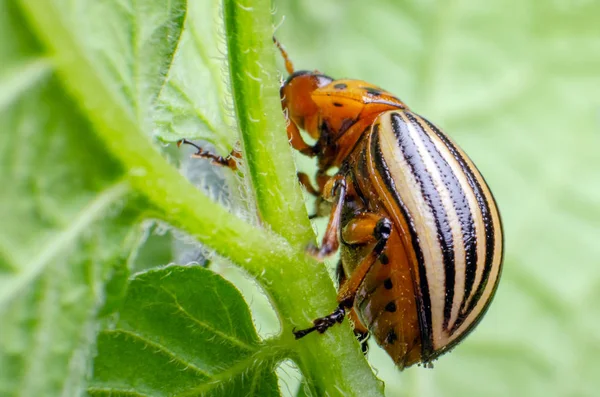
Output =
[
  {"x1": 222, "y1": 0, "x2": 384, "y2": 395},
  {"x1": 223, "y1": 0, "x2": 314, "y2": 247},
  {"x1": 19, "y1": 0, "x2": 384, "y2": 395}
]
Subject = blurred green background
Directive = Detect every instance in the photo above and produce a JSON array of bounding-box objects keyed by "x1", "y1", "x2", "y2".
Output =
[
  {"x1": 271, "y1": 0, "x2": 600, "y2": 396},
  {"x1": 1, "y1": 0, "x2": 600, "y2": 396}
]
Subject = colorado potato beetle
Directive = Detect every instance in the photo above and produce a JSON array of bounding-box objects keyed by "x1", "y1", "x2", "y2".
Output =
[
  {"x1": 180, "y1": 39, "x2": 503, "y2": 369},
  {"x1": 276, "y1": 39, "x2": 503, "y2": 369}
]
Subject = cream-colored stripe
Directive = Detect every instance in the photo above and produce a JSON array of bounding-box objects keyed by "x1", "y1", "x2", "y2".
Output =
[
  {"x1": 376, "y1": 111, "x2": 446, "y2": 348},
  {"x1": 420, "y1": 118, "x2": 490, "y2": 328},
  {"x1": 446, "y1": 143, "x2": 503, "y2": 344},
  {"x1": 430, "y1": 130, "x2": 490, "y2": 311},
  {"x1": 411, "y1": 116, "x2": 471, "y2": 333}
]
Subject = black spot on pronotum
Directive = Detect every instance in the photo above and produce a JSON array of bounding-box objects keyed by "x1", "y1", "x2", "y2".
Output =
[
  {"x1": 333, "y1": 83, "x2": 347, "y2": 90},
  {"x1": 383, "y1": 278, "x2": 393, "y2": 290},
  {"x1": 363, "y1": 87, "x2": 383, "y2": 96},
  {"x1": 386, "y1": 329, "x2": 398, "y2": 344},
  {"x1": 385, "y1": 301, "x2": 397, "y2": 312},
  {"x1": 333, "y1": 102, "x2": 344, "y2": 107},
  {"x1": 380, "y1": 253, "x2": 389, "y2": 265}
]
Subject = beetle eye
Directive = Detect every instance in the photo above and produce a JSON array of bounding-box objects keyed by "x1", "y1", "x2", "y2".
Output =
[
  {"x1": 315, "y1": 74, "x2": 334, "y2": 88},
  {"x1": 283, "y1": 70, "x2": 311, "y2": 87}
]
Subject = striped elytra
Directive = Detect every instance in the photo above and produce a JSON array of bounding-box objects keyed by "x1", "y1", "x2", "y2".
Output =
[
  {"x1": 362, "y1": 111, "x2": 503, "y2": 364},
  {"x1": 276, "y1": 39, "x2": 504, "y2": 369}
]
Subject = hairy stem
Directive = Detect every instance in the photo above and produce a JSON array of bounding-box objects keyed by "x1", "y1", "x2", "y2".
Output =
[{"x1": 222, "y1": 0, "x2": 385, "y2": 395}]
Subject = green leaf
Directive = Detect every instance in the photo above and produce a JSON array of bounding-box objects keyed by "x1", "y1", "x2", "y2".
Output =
[
  {"x1": 295, "y1": 378, "x2": 314, "y2": 397},
  {"x1": 155, "y1": 1, "x2": 234, "y2": 151},
  {"x1": 0, "y1": 0, "x2": 185, "y2": 395},
  {"x1": 36, "y1": 0, "x2": 187, "y2": 128},
  {"x1": 89, "y1": 265, "x2": 281, "y2": 396},
  {"x1": 0, "y1": 5, "x2": 133, "y2": 397},
  {"x1": 276, "y1": 0, "x2": 600, "y2": 396}
]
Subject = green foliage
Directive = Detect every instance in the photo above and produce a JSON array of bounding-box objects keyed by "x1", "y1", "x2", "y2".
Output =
[
  {"x1": 89, "y1": 266, "x2": 282, "y2": 396},
  {"x1": 1, "y1": 0, "x2": 599, "y2": 396}
]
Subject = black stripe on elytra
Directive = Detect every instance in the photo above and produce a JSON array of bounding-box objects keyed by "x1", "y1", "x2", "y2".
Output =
[
  {"x1": 370, "y1": 125, "x2": 434, "y2": 357},
  {"x1": 390, "y1": 113, "x2": 456, "y2": 333},
  {"x1": 419, "y1": 117, "x2": 496, "y2": 329},
  {"x1": 405, "y1": 113, "x2": 478, "y2": 330}
]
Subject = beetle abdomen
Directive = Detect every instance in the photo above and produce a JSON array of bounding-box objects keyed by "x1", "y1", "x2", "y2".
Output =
[
  {"x1": 366, "y1": 110, "x2": 503, "y2": 361},
  {"x1": 352, "y1": 229, "x2": 423, "y2": 368}
]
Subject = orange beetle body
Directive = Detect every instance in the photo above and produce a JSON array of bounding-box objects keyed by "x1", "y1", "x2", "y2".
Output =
[
  {"x1": 281, "y1": 73, "x2": 407, "y2": 170},
  {"x1": 279, "y1": 42, "x2": 503, "y2": 369}
]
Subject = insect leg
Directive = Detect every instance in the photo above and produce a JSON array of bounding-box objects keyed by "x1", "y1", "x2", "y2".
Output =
[
  {"x1": 315, "y1": 171, "x2": 330, "y2": 193},
  {"x1": 293, "y1": 304, "x2": 348, "y2": 339},
  {"x1": 309, "y1": 171, "x2": 332, "y2": 218},
  {"x1": 297, "y1": 172, "x2": 329, "y2": 219},
  {"x1": 297, "y1": 171, "x2": 335, "y2": 219},
  {"x1": 307, "y1": 174, "x2": 347, "y2": 259},
  {"x1": 295, "y1": 213, "x2": 392, "y2": 340},
  {"x1": 297, "y1": 172, "x2": 320, "y2": 197},
  {"x1": 177, "y1": 139, "x2": 240, "y2": 170},
  {"x1": 337, "y1": 261, "x2": 371, "y2": 355},
  {"x1": 286, "y1": 121, "x2": 317, "y2": 157},
  {"x1": 337, "y1": 215, "x2": 392, "y2": 303}
]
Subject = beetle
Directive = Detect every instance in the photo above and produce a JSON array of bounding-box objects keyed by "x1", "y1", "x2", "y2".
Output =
[{"x1": 180, "y1": 39, "x2": 504, "y2": 369}]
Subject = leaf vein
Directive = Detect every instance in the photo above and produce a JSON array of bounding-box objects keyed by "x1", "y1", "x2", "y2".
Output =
[
  {"x1": 166, "y1": 80, "x2": 220, "y2": 136},
  {"x1": 0, "y1": 180, "x2": 130, "y2": 307},
  {"x1": 0, "y1": 58, "x2": 53, "y2": 112},
  {"x1": 105, "y1": 328, "x2": 211, "y2": 378},
  {"x1": 160, "y1": 286, "x2": 257, "y2": 351},
  {"x1": 177, "y1": 343, "x2": 284, "y2": 397},
  {"x1": 87, "y1": 386, "x2": 152, "y2": 397}
]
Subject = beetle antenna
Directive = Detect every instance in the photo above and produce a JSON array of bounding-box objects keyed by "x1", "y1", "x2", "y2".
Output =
[
  {"x1": 273, "y1": 36, "x2": 295, "y2": 75},
  {"x1": 177, "y1": 138, "x2": 202, "y2": 152}
]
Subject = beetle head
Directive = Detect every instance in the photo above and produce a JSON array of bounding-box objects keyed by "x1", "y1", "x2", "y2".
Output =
[{"x1": 280, "y1": 70, "x2": 333, "y2": 131}]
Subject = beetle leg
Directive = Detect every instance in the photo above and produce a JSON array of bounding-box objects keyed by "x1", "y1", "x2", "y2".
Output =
[
  {"x1": 287, "y1": 121, "x2": 317, "y2": 157},
  {"x1": 297, "y1": 171, "x2": 332, "y2": 197},
  {"x1": 293, "y1": 304, "x2": 348, "y2": 339},
  {"x1": 298, "y1": 171, "x2": 326, "y2": 220},
  {"x1": 341, "y1": 213, "x2": 385, "y2": 244},
  {"x1": 297, "y1": 172, "x2": 320, "y2": 197},
  {"x1": 307, "y1": 175, "x2": 346, "y2": 259},
  {"x1": 311, "y1": 171, "x2": 331, "y2": 217},
  {"x1": 297, "y1": 171, "x2": 334, "y2": 219},
  {"x1": 337, "y1": 216, "x2": 392, "y2": 303},
  {"x1": 337, "y1": 261, "x2": 371, "y2": 355},
  {"x1": 295, "y1": 215, "x2": 392, "y2": 340},
  {"x1": 315, "y1": 171, "x2": 330, "y2": 193},
  {"x1": 177, "y1": 139, "x2": 240, "y2": 170}
]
